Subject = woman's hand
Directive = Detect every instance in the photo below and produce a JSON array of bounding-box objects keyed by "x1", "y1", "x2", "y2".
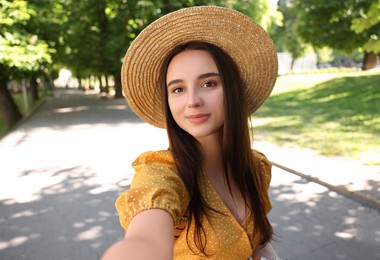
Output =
[{"x1": 102, "y1": 209, "x2": 174, "y2": 260}]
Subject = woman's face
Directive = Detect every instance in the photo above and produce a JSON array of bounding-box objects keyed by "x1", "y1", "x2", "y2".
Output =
[{"x1": 166, "y1": 49, "x2": 225, "y2": 140}]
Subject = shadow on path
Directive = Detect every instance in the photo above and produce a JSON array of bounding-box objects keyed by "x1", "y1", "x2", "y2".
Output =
[
  {"x1": 0, "y1": 166, "x2": 130, "y2": 260},
  {"x1": 269, "y1": 168, "x2": 380, "y2": 260}
]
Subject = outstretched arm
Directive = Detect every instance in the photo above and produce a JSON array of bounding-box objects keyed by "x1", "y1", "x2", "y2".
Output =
[{"x1": 102, "y1": 209, "x2": 174, "y2": 260}]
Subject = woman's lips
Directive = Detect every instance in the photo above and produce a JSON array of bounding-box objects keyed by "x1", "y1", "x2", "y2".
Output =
[{"x1": 186, "y1": 114, "x2": 209, "y2": 124}]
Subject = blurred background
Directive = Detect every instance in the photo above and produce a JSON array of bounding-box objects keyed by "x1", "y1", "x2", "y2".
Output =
[{"x1": 1, "y1": 0, "x2": 379, "y2": 160}]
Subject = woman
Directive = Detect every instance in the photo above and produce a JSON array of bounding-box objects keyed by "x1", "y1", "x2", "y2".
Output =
[{"x1": 103, "y1": 6, "x2": 280, "y2": 260}]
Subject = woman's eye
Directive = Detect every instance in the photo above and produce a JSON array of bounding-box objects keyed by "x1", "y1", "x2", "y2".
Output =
[
  {"x1": 172, "y1": 87, "x2": 183, "y2": 94},
  {"x1": 203, "y1": 81, "x2": 216, "y2": 88}
]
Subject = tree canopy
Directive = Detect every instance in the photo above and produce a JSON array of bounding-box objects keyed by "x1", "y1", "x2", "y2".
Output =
[
  {"x1": 292, "y1": 0, "x2": 379, "y2": 58},
  {"x1": 0, "y1": 0, "x2": 272, "y2": 129},
  {"x1": 351, "y1": 0, "x2": 380, "y2": 53},
  {"x1": 1, "y1": 0, "x2": 379, "y2": 130},
  {"x1": 269, "y1": 0, "x2": 379, "y2": 70},
  {"x1": 0, "y1": 0, "x2": 53, "y2": 78}
]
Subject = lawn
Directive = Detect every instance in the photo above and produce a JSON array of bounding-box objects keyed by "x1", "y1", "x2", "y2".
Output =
[{"x1": 252, "y1": 70, "x2": 380, "y2": 165}]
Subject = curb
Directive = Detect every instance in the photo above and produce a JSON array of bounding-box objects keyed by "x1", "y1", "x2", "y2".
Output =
[
  {"x1": 272, "y1": 162, "x2": 380, "y2": 211},
  {"x1": 1, "y1": 97, "x2": 47, "y2": 141}
]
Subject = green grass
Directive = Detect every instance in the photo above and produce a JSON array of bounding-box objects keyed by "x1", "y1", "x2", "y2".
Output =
[{"x1": 252, "y1": 71, "x2": 380, "y2": 165}]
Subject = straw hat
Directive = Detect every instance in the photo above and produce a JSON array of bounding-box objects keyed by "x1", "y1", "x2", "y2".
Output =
[{"x1": 121, "y1": 5, "x2": 278, "y2": 128}]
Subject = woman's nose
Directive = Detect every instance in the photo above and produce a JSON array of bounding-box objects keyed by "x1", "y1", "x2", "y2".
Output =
[{"x1": 187, "y1": 88, "x2": 203, "y2": 108}]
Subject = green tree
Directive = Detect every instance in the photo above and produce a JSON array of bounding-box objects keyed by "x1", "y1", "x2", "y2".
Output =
[
  {"x1": 223, "y1": 0, "x2": 270, "y2": 27},
  {"x1": 59, "y1": 0, "x2": 164, "y2": 96},
  {"x1": 351, "y1": 0, "x2": 380, "y2": 69},
  {"x1": 270, "y1": 0, "x2": 309, "y2": 70},
  {"x1": 0, "y1": 0, "x2": 53, "y2": 129},
  {"x1": 57, "y1": 0, "x2": 272, "y2": 98},
  {"x1": 293, "y1": 0, "x2": 379, "y2": 70},
  {"x1": 27, "y1": 0, "x2": 67, "y2": 90},
  {"x1": 59, "y1": 0, "x2": 108, "y2": 90}
]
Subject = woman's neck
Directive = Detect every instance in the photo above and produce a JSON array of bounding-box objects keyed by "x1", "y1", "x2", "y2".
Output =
[{"x1": 198, "y1": 133, "x2": 224, "y2": 179}]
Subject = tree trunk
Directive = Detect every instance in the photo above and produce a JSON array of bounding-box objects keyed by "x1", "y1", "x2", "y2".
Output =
[
  {"x1": 0, "y1": 78, "x2": 23, "y2": 130},
  {"x1": 78, "y1": 77, "x2": 83, "y2": 89},
  {"x1": 362, "y1": 51, "x2": 378, "y2": 70},
  {"x1": 290, "y1": 56, "x2": 296, "y2": 72},
  {"x1": 114, "y1": 74, "x2": 123, "y2": 99},
  {"x1": 30, "y1": 77, "x2": 39, "y2": 101},
  {"x1": 104, "y1": 75, "x2": 109, "y2": 94},
  {"x1": 98, "y1": 75, "x2": 104, "y2": 92}
]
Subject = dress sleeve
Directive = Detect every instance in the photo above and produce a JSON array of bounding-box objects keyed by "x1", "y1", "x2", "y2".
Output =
[
  {"x1": 115, "y1": 151, "x2": 190, "y2": 230},
  {"x1": 253, "y1": 150, "x2": 273, "y2": 215}
]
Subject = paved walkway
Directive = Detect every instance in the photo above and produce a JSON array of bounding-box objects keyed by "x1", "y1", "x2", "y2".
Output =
[
  {"x1": 254, "y1": 142, "x2": 380, "y2": 210},
  {"x1": 0, "y1": 88, "x2": 379, "y2": 259}
]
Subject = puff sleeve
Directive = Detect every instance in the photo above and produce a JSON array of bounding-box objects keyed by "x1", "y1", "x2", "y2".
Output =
[
  {"x1": 115, "y1": 150, "x2": 190, "y2": 231},
  {"x1": 253, "y1": 150, "x2": 273, "y2": 215}
]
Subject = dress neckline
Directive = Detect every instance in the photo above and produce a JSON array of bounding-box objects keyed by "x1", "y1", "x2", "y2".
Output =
[{"x1": 201, "y1": 171, "x2": 252, "y2": 227}]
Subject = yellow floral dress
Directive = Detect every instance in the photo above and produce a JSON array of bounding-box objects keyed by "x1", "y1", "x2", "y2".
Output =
[{"x1": 116, "y1": 150, "x2": 272, "y2": 259}]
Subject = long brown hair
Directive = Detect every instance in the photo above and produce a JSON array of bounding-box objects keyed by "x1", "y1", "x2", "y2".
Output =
[{"x1": 159, "y1": 42, "x2": 273, "y2": 254}]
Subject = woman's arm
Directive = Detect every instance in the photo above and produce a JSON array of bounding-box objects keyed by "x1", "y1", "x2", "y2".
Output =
[
  {"x1": 102, "y1": 209, "x2": 174, "y2": 260},
  {"x1": 252, "y1": 242, "x2": 280, "y2": 260}
]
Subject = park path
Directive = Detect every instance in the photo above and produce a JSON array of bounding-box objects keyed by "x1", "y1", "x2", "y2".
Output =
[{"x1": 0, "y1": 88, "x2": 379, "y2": 260}]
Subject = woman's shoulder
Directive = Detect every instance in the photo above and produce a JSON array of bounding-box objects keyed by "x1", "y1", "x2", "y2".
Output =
[
  {"x1": 252, "y1": 149, "x2": 271, "y2": 167},
  {"x1": 252, "y1": 149, "x2": 272, "y2": 182},
  {"x1": 133, "y1": 150, "x2": 174, "y2": 167},
  {"x1": 131, "y1": 150, "x2": 180, "y2": 184}
]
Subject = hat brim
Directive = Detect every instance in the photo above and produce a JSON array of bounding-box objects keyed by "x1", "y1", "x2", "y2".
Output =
[{"x1": 122, "y1": 6, "x2": 278, "y2": 128}]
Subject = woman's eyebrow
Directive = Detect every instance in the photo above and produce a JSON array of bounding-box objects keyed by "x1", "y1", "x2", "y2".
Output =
[
  {"x1": 167, "y1": 72, "x2": 220, "y2": 88},
  {"x1": 198, "y1": 72, "x2": 220, "y2": 79},
  {"x1": 167, "y1": 79, "x2": 183, "y2": 88}
]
